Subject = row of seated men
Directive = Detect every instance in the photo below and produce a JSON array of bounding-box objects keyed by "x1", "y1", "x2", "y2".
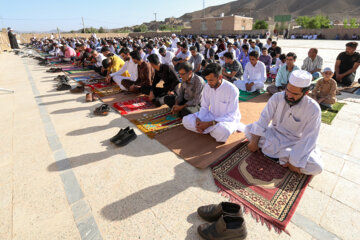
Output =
[{"x1": 33, "y1": 36, "x2": 360, "y2": 176}]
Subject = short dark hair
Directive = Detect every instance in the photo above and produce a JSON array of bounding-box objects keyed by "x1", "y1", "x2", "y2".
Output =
[
  {"x1": 249, "y1": 51, "x2": 259, "y2": 58},
  {"x1": 189, "y1": 46, "x2": 197, "y2": 51},
  {"x1": 286, "y1": 52, "x2": 297, "y2": 60},
  {"x1": 223, "y1": 52, "x2": 234, "y2": 60},
  {"x1": 178, "y1": 62, "x2": 193, "y2": 73},
  {"x1": 271, "y1": 41, "x2": 277, "y2": 45},
  {"x1": 180, "y1": 43, "x2": 188, "y2": 49},
  {"x1": 202, "y1": 63, "x2": 222, "y2": 78},
  {"x1": 205, "y1": 40, "x2": 211, "y2": 44},
  {"x1": 159, "y1": 47, "x2": 166, "y2": 54},
  {"x1": 102, "y1": 59, "x2": 110, "y2": 68},
  {"x1": 146, "y1": 44, "x2": 154, "y2": 50},
  {"x1": 242, "y1": 44, "x2": 249, "y2": 50},
  {"x1": 130, "y1": 51, "x2": 141, "y2": 61},
  {"x1": 119, "y1": 47, "x2": 130, "y2": 55},
  {"x1": 147, "y1": 54, "x2": 160, "y2": 65},
  {"x1": 279, "y1": 54, "x2": 286, "y2": 60},
  {"x1": 100, "y1": 46, "x2": 110, "y2": 53},
  {"x1": 346, "y1": 42, "x2": 358, "y2": 49},
  {"x1": 267, "y1": 37, "x2": 272, "y2": 41},
  {"x1": 262, "y1": 47, "x2": 268, "y2": 51}
]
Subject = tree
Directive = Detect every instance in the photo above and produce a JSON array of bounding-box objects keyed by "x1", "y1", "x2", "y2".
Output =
[
  {"x1": 253, "y1": 20, "x2": 268, "y2": 30},
  {"x1": 295, "y1": 15, "x2": 331, "y2": 29},
  {"x1": 98, "y1": 27, "x2": 106, "y2": 33},
  {"x1": 133, "y1": 24, "x2": 148, "y2": 32},
  {"x1": 349, "y1": 18, "x2": 359, "y2": 28},
  {"x1": 343, "y1": 19, "x2": 349, "y2": 28}
]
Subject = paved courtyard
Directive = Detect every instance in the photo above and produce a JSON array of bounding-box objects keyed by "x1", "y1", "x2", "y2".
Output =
[{"x1": 0, "y1": 39, "x2": 359, "y2": 240}]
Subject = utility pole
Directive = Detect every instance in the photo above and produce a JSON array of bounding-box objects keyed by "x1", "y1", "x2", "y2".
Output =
[
  {"x1": 82, "y1": 17, "x2": 85, "y2": 33},
  {"x1": 203, "y1": 0, "x2": 206, "y2": 18},
  {"x1": 153, "y1": 13, "x2": 157, "y2": 22}
]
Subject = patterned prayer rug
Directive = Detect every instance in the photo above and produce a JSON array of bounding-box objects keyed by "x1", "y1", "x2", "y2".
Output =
[
  {"x1": 94, "y1": 85, "x2": 121, "y2": 97},
  {"x1": 211, "y1": 142, "x2": 311, "y2": 233},
  {"x1": 113, "y1": 96, "x2": 154, "y2": 115},
  {"x1": 86, "y1": 83, "x2": 110, "y2": 90},
  {"x1": 65, "y1": 69, "x2": 95, "y2": 74},
  {"x1": 239, "y1": 89, "x2": 266, "y2": 102},
  {"x1": 339, "y1": 82, "x2": 360, "y2": 93},
  {"x1": 321, "y1": 102, "x2": 345, "y2": 125},
  {"x1": 131, "y1": 109, "x2": 182, "y2": 138}
]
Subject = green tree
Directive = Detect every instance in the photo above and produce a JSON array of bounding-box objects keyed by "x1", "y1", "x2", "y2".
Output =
[
  {"x1": 295, "y1": 15, "x2": 331, "y2": 29},
  {"x1": 343, "y1": 19, "x2": 349, "y2": 28},
  {"x1": 349, "y1": 18, "x2": 359, "y2": 28},
  {"x1": 253, "y1": 20, "x2": 269, "y2": 30},
  {"x1": 133, "y1": 24, "x2": 148, "y2": 32},
  {"x1": 98, "y1": 26, "x2": 106, "y2": 33}
]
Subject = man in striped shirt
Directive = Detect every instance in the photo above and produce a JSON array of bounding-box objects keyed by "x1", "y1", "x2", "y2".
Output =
[{"x1": 301, "y1": 48, "x2": 323, "y2": 80}]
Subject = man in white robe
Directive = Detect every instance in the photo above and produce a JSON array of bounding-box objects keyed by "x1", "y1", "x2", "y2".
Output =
[
  {"x1": 183, "y1": 63, "x2": 241, "y2": 143},
  {"x1": 245, "y1": 70, "x2": 323, "y2": 175},
  {"x1": 235, "y1": 51, "x2": 266, "y2": 92},
  {"x1": 111, "y1": 48, "x2": 138, "y2": 90}
]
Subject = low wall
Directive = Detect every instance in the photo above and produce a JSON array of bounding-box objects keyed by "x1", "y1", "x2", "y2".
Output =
[
  {"x1": 20, "y1": 33, "x2": 130, "y2": 43},
  {"x1": 0, "y1": 29, "x2": 11, "y2": 52},
  {"x1": 180, "y1": 29, "x2": 267, "y2": 37},
  {"x1": 288, "y1": 28, "x2": 360, "y2": 40}
]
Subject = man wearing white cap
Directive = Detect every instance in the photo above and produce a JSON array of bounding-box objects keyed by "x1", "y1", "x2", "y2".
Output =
[
  {"x1": 170, "y1": 33, "x2": 179, "y2": 51},
  {"x1": 244, "y1": 70, "x2": 323, "y2": 175}
]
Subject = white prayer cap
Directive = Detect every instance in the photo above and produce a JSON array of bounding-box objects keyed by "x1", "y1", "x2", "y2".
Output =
[
  {"x1": 171, "y1": 33, "x2": 176, "y2": 37},
  {"x1": 323, "y1": 67, "x2": 333, "y2": 73},
  {"x1": 289, "y1": 70, "x2": 312, "y2": 88}
]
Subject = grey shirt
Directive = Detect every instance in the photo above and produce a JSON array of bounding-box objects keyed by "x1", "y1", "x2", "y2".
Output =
[
  {"x1": 189, "y1": 53, "x2": 204, "y2": 72},
  {"x1": 176, "y1": 73, "x2": 205, "y2": 106},
  {"x1": 224, "y1": 60, "x2": 243, "y2": 79}
]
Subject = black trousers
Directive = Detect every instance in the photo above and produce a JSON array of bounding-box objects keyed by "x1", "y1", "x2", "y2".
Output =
[
  {"x1": 164, "y1": 95, "x2": 201, "y2": 117},
  {"x1": 334, "y1": 72, "x2": 355, "y2": 86}
]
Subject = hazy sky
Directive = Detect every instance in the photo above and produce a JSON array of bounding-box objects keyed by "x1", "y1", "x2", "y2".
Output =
[{"x1": 1, "y1": 0, "x2": 235, "y2": 32}]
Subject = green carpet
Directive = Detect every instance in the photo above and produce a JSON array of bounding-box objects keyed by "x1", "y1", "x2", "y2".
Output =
[
  {"x1": 238, "y1": 89, "x2": 266, "y2": 102},
  {"x1": 321, "y1": 102, "x2": 345, "y2": 125}
]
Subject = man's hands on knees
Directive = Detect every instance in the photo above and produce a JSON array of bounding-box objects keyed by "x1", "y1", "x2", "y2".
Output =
[{"x1": 195, "y1": 118, "x2": 213, "y2": 133}]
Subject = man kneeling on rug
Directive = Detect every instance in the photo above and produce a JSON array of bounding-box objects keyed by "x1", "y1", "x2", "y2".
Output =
[
  {"x1": 245, "y1": 70, "x2": 323, "y2": 175},
  {"x1": 183, "y1": 63, "x2": 241, "y2": 143},
  {"x1": 164, "y1": 62, "x2": 205, "y2": 117}
]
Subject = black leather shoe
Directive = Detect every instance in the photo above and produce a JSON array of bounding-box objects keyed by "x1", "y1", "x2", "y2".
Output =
[
  {"x1": 114, "y1": 129, "x2": 137, "y2": 147},
  {"x1": 197, "y1": 202, "x2": 242, "y2": 222},
  {"x1": 56, "y1": 83, "x2": 71, "y2": 91},
  {"x1": 197, "y1": 215, "x2": 247, "y2": 240},
  {"x1": 110, "y1": 126, "x2": 130, "y2": 143}
]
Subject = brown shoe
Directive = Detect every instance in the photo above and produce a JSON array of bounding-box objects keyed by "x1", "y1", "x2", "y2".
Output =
[
  {"x1": 86, "y1": 93, "x2": 93, "y2": 102},
  {"x1": 197, "y1": 215, "x2": 247, "y2": 240},
  {"x1": 70, "y1": 85, "x2": 84, "y2": 93},
  {"x1": 197, "y1": 202, "x2": 242, "y2": 222}
]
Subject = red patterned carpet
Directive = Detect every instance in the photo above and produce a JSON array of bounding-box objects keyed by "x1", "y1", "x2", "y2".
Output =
[{"x1": 212, "y1": 142, "x2": 312, "y2": 233}]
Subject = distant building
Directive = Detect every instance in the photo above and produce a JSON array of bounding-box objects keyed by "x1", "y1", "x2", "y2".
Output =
[{"x1": 188, "y1": 15, "x2": 253, "y2": 34}]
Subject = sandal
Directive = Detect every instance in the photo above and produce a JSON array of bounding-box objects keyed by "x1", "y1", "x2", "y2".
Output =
[{"x1": 93, "y1": 104, "x2": 110, "y2": 116}]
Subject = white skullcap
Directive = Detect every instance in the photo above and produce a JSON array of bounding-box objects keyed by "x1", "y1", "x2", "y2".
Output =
[
  {"x1": 171, "y1": 33, "x2": 176, "y2": 37},
  {"x1": 323, "y1": 67, "x2": 333, "y2": 72},
  {"x1": 289, "y1": 70, "x2": 312, "y2": 88}
]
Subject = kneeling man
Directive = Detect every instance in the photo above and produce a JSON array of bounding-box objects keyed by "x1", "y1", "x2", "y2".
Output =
[
  {"x1": 245, "y1": 70, "x2": 323, "y2": 175},
  {"x1": 182, "y1": 63, "x2": 241, "y2": 143}
]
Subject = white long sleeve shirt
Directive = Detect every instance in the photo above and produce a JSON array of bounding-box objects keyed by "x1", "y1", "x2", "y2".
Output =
[
  {"x1": 161, "y1": 51, "x2": 175, "y2": 67},
  {"x1": 197, "y1": 80, "x2": 241, "y2": 126},
  {"x1": 247, "y1": 92, "x2": 322, "y2": 168},
  {"x1": 110, "y1": 58, "x2": 138, "y2": 80},
  {"x1": 243, "y1": 61, "x2": 266, "y2": 84}
]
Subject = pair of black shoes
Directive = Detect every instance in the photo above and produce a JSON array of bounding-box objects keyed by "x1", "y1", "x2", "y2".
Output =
[
  {"x1": 197, "y1": 202, "x2": 247, "y2": 240},
  {"x1": 110, "y1": 126, "x2": 137, "y2": 147},
  {"x1": 56, "y1": 76, "x2": 71, "y2": 91},
  {"x1": 47, "y1": 68, "x2": 62, "y2": 73}
]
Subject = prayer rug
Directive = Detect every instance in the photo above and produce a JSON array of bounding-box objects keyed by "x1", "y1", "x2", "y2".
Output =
[
  {"x1": 239, "y1": 89, "x2": 266, "y2": 102},
  {"x1": 321, "y1": 102, "x2": 345, "y2": 125},
  {"x1": 94, "y1": 85, "x2": 122, "y2": 97},
  {"x1": 86, "y1": 83, "x2": 110, "y2": 90},
  {"x1": 131, "y1": 109, "x2": 182, "y2": 138},
  {"x1": 113, "y1": 96, "x2": 154, "y2": 115},
  {"x1": 65, "y1": 69, "x2": 95, "y2": 74},
  {"x1": 155, "y1": 93, "x2": 270, "y2": 168},
  {"x1": 212, "y1": 141, "x2": 312, "y2": 234},
  {"x1": 339, "y1": 82, "x2": 360, "y2": 93}
]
